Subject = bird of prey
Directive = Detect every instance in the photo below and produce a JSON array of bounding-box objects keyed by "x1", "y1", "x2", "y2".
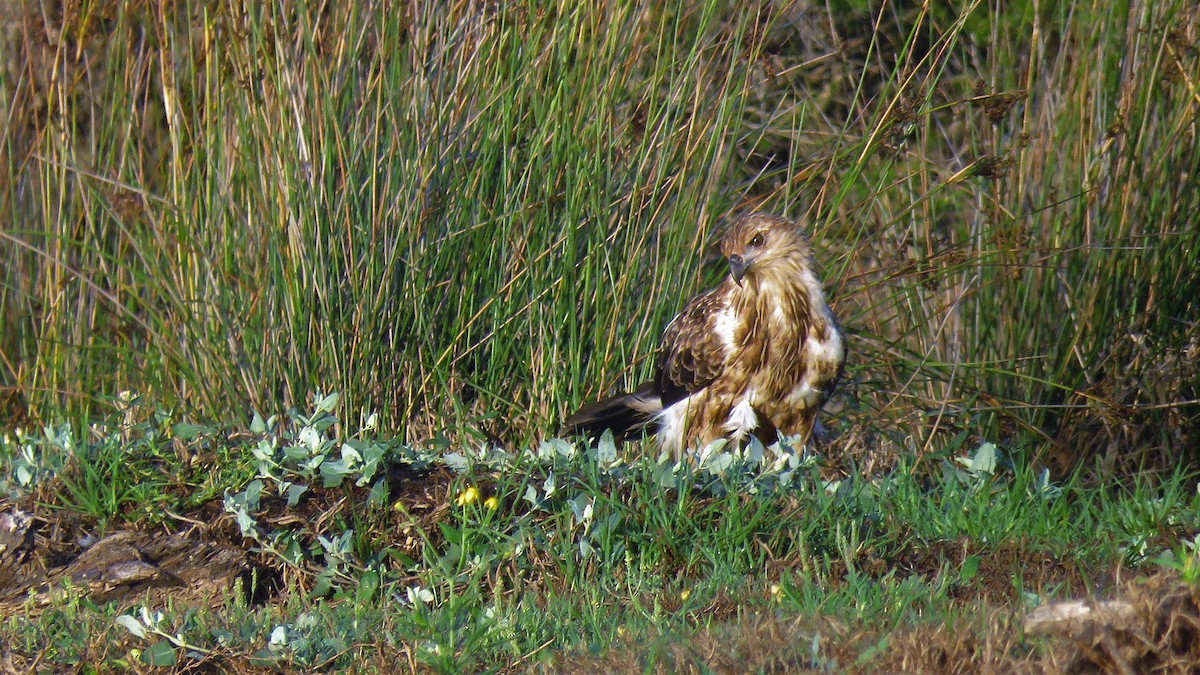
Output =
[{"x1": 564, "y1": 212, "x2": 846, "y2": 457}]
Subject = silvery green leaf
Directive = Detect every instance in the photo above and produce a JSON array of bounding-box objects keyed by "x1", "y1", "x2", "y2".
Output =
[
  {"x1": 538, "y1": 438, "x2": 574, "y2": 459},
  {"x1": 941, "y1": 458, "x2": 969, "y2": 485},
  {"x1": 250, "y1": 412, "x2": 268, "y2": 434},
  {"x1": 314, "y1": 392, "x2": 340, "y2": 414},
  {"x1": 485, "y1": 447, "x2": 513, "y2": 464},
  {"x1": 115, "y1": 615, "x2": 147, "y2": 639},
  {"x1": 569, "y1": 494, "x2": 594, "y2": 525},
  {"x1": 1034, "y1": 468, "x2": 1062, "y2": 499},
  {"x1": 319, "y1": 460, "x2": 348, "y2": 487},
  {"x1": 523, "y1": 485, "x2": 539, "y2": 507},
  {"x1": 777, "y1": 432, "x2": 806, "y2": 449},
  {"x1": 317, "y1": 535, "x2": 335, "y2": 554},
  {"x1": 964, "y1": 442, "x2": 997, "y2": 475},
  {"x1": 356, "y1": 458, "x2": 379, "y2": 486},
  {"x1": 697, "y1": 438, "x2": 727, "y2": 462},
  {"x1": 304, "y1": 454, "x2": 325, "y2": 472},
  {"x1": 172, "y1": 422, "x2": 213, "y2": 440},
  {"x1": 285, "y1": 483, "x2": 307, "y2": 506},
  {"x1": 251, "y1": 439, "x2": 276, "y2": 461},
  {"x1": 597, "y1": 430, "x2": 617, "y2": 464},
  {"x1": 543, "y1": 472, "x2": 556, "y2": 497},
  {"x1": 746, "y1": 436, "x2": 765, "y2": 465},
  {"x1": 142, "y1": 642, "x2": 177, "y2": 667},
  {"x1": 789, "y1": 449, "x2": 806, "y2": 469},
  {"x1": 299, "y1": 426, "x2": 323, "y2": 452},
  {"x1": 367, "y1": 480, "x2": 388, "y2": 505},
  {"x1": 654, "y1": 462, "x2": 678, "y2": 489},
  {"x1": 235, "y1": 509, "x2": 257, "y2": 536},
  {"x1": 705, "y1": 452, "x2": 734, "y2": 473},
  {"x1": 442, "y1": 452, "x2": 468, "y2": 471},
  {"x1": 363, "y1": 443, "x2": 386, "y2": 464},
  {"x1": 341, "y1": 442, "x2": 362, "y2": 463},
  {"x1": 246, "y1": 479, "x2": 263, "y2": 504}
]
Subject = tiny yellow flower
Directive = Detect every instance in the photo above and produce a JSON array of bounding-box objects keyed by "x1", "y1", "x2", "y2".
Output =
[
  {"x1": 679, "y1": 588, "x2": 692, "y2": 601},
  {"x1": 770, "y1": 584, "x2": 784, "y2": 602},
  {"x1": 484, "y1": 496, "x2": 499, "y2": 510},
  {"x1": 616, "y1": 625, "x2": 628, "y2": 638},
  {"x1": 455, "y1": 486, "x2": 481, "y2": 506}
]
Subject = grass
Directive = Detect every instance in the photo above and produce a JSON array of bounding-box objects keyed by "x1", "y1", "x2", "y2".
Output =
[
  {"x1": 2, "y1": 0, "x2": 1200, "y2": 670},
  {"x1": 3, "y1": 0, "x2": 1197, "y2": 468},
  {"x1": 2, "y1": 402, "x2": 1199, "y2": 671}
]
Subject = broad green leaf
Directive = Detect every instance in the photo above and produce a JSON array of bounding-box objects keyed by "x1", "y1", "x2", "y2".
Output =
[
  {"x1": 142, "y1": 641, "x2": 178, "y2": 667},
  {"x1": 172, "y1": 422, "x2": 213, "y2": 440},
  {"x1": 960, "y1": 555, "x2": 982, "y2": 582}
]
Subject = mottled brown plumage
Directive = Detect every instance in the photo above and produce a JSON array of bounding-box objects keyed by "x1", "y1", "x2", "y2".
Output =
[{"x1": 564, "y1": 213, "x2": 846, "y2": 456}]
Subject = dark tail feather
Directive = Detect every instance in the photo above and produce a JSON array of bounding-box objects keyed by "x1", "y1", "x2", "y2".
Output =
[{"x1": 561, "y1": 382, "x2": 662, "y2": 442}]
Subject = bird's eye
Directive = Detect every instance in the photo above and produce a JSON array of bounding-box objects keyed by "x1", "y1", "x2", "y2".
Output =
[{"x1": 749, "y1": 233, "x2": 765, "y2": 248}]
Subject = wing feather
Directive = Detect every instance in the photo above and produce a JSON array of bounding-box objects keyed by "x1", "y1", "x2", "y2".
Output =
[{"x1": 654, "y1": 283, "x2": 732, "y2": 407}]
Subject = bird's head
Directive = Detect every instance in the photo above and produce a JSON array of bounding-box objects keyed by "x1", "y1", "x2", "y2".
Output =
[{"x1": 720, "y1": 213, "x2": 813, "y2": 286}]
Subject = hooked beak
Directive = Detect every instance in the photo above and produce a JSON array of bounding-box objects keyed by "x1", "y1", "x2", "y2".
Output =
[{"x1": 728, "y1": 254, "x2": 748, "y2": 286}]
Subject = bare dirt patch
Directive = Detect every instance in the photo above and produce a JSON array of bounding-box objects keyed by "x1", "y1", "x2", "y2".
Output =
[
  {"x1": 0, "y1": 462, "x2": 463, "y2": 616},
  {"x1": 0, "y1": 506, "x2": 251, "y2": 615}
]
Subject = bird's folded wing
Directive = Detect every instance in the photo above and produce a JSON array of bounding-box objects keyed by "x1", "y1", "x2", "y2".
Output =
[{"x1": 655, "y1": 284, "x2": 731, "y2": 407}]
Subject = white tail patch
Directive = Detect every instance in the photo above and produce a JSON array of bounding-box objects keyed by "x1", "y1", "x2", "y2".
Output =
[
  {"x1": 656, "y1": 397, "x2": 690, "y2": 457},
  {"x1": 723, "y1": 398, "x2": 758, "y2": 439}
]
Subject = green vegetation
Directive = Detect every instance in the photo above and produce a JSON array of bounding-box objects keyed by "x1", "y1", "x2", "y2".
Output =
[
  {"x1": 3, "y1": 401, "x2": 1200, "y2": 671},
  {"x1": 2, "y1": 0, "x2": 1199, "y2": 671}
]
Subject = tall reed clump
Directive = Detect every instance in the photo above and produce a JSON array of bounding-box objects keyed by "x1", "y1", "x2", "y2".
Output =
[
  {"x1": 2, "y1": 1, "x2": 1197, "y2": 472},
  {"x1": 821, "y1": 0, "x2": 1200, "y2": 473},
  {"x1": 2, "y1": 2, "x2": 788, "y2": 440}
]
